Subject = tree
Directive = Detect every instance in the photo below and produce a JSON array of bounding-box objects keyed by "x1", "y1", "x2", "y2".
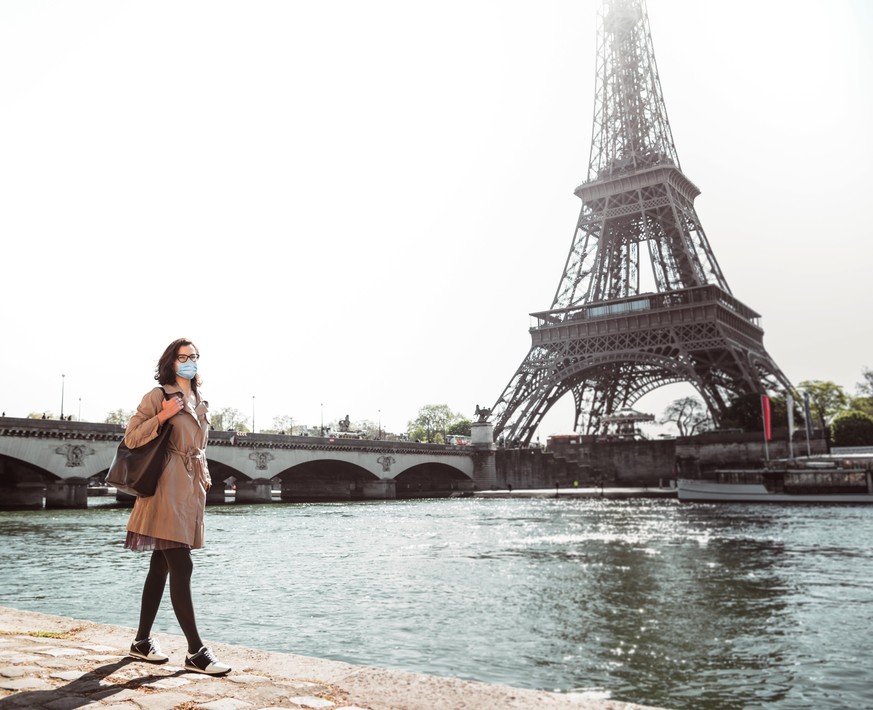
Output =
[
  {"x1": 353, "y1": 419, "x2": 380, "y2": 438},
  {"x1": 266, "y1": 415, "x2": 296, "y2": 435},
  {"x1": 718, "y1": 392, "x2": 796, "y2": 433},
  {"x1": 849, "y1": 396, "x2": 873, "y2": 418},
  {"x1": 446, "y1": 418, "x2": 472, "y2": 437},
  {"x1": 797, "y1": 380, "x2": 850, "y2": 430},
  {"x1": 407, "y1": 404, "x2": 459, "y2": 443},
  {"x1": 660, "y1": 397, "x2": 712, "y2": 436},
  {"x1": 720, "y1": 392, "x2": 760, "y2": 431},
  {"x1": 104, "y1": 409, "x2": 134, "y2": 425},
  {"x1": 210, "y1": 407, "x2": 249, "y2": 432},
  {"x1": 831, "y1": 410, "x2": 873, "y2": 447},
  {"x1": 857, "y1": 367, "x2": 873, "y2": 397}
]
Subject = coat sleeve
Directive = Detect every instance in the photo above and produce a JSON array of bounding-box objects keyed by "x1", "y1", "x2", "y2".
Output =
[{"x1": 123, "y1": 388, "x2": 166, "y2": 448}]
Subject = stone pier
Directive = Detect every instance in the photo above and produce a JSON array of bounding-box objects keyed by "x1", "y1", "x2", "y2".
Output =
[
  {"x1": 357, "y1": 479, "x2": 396, "y2": 500},
  {"x1": 0, "y1": 482, "x2": 46, "y2": 510},
  {"x1": 206, "y1": 481, "x2": 226, "y2": 505},
  {"x1": 234, "y1": 479, "x2": 273, "y2": 504},
  {"x1": 45, "y1": 478, "x2": 89, "y2": 509},
  {"x1": 471, "y1": 421, "x2": 497, "y2": 490}
]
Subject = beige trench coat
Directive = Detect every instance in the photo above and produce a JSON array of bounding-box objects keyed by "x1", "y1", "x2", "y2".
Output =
[{"x1": 125, "y1": 385, "x2": 211, "y2": 548}]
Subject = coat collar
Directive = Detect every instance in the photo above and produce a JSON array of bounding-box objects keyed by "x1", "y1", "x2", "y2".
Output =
[{"x1": 161, "y1": 383, "x2": 200, "y2": 401}]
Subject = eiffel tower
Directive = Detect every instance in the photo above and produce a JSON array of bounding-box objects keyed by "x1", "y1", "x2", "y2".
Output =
[{"x1": 489, "y1": 0, "x2": 791, "y2": 445}]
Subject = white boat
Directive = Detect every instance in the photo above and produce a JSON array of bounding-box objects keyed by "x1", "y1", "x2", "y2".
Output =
[{"x1": 678, "y1": 466, "x2": 873, "y2": 503}]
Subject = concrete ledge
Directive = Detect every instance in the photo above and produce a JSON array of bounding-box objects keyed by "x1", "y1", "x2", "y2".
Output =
[
  {"x1": 475, "y1": 487, "x2": 677, "y2": 499},
  {"x1": 0, "y1": 606, "x2": 664, "y2": 709}
]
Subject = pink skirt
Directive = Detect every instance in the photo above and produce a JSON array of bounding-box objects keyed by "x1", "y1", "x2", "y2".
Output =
[{"x1": 124, "y1": 531, "x2": 192, "y2": 552}]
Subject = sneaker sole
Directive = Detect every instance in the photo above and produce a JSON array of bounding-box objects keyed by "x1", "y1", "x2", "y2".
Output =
[
  {"x1": 184, "y1": 663, "x2": 231, "y2": 676},
  {"x1": 128, "y1": 651, "x2": 169, "y2": 664}
]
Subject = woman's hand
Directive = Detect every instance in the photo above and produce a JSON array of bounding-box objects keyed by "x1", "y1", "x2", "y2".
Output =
[{"x1": 157, "y1": 394, "x2": 184, "y2": 424}]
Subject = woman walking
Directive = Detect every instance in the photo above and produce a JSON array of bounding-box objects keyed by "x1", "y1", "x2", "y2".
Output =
[{"x1": 123, "y1": 338, "x2": 230, "y2": 676}]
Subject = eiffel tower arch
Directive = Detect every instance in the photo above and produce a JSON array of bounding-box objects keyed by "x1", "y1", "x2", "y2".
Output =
[{"x1": 490, "y1": 0, "x2": 791, "y2": 445}]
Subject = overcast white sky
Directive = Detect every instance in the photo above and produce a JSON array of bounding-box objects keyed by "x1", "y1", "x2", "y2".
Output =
[{"x1": 1, "y1": 0, "x2": 871, "y2": 437}]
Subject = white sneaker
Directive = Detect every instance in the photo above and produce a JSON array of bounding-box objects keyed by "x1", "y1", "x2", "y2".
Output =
[
  {"x1": 129, "y1": 637, "x2": 169, "y2": 664},
  {"x1": 184, "y1": 646, "x2": 231, "y2": 676}
]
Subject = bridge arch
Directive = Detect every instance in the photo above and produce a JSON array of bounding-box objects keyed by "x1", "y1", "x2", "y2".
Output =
[
  {"x1": 274, "y1": 459, "x2": 381, "y2": 502},
  {"x1": 394, "y1": 462, "x2": 476, "y2": 498}
]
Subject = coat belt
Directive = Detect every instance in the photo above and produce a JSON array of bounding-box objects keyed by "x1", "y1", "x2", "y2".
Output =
[{"x1": 168, "y1": 446, "x2": 206, "y2": 473}]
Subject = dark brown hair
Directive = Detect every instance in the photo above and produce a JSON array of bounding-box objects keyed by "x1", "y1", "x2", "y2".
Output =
[{"x1": 154, "y1": 338, "x2": 201, "y2": 392}]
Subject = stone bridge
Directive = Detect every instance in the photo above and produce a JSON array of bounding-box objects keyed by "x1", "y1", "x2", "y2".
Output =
[{"x1": 0, "y1": 418, "x2": 496, "y2": 509}]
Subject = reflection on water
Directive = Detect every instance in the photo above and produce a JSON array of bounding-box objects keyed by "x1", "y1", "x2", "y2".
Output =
[{"x1": 2, "y1": 499, "x2": 873, "y2": 709}]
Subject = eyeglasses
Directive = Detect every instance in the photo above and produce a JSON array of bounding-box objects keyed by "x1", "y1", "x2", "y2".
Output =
[{"x1": 177, "y1": 354, "x2": 200, "y2": 362}]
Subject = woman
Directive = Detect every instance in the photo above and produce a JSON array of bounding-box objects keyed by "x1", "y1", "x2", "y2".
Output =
[{"x1": 123, "y1": 338, "x2": 230, "y2": 676}]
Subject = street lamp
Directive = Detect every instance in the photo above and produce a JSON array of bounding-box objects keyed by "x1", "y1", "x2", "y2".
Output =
[
  {"x1": 252, "y1": 395, "x2": 256, "y2": 433},
  {"x1": 60, "y1": 374, "x2": 65, "y2": 420},
  {"x1": 78, "y1": 398, "x2": 81, "y2": 421},
  {"x1": 320, "y1": 403, "x2": 324, "y2": 437},
  {"x1": 378, "y1": 409, "x2": 382, "y2": 439}
]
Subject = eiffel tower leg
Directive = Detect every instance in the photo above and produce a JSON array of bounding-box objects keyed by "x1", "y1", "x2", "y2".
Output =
[{"x1": 490, "y1": 347, "x2": 576, "y2": 446}]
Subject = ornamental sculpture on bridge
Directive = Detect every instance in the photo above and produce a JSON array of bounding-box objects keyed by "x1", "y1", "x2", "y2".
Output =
[
  {"x1": 55, "y1": 443, "x2": 95, "y2": 467},
  {"x1": 248, "y1": 450, "x2": 275, "y2": 470}
]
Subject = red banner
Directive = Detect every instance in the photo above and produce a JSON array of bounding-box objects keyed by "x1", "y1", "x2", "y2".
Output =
[{"x1": 761, "y1": 395, "x2": 772, "y2": 441}]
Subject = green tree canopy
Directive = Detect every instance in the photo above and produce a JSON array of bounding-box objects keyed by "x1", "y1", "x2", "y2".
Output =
[
  {"x1": 447, "y1": 418, "x2": 472, "y2": 437},
  {"x1": 798, "y1": 380, "x2": 850, "y2": 429},
  {"x1": 407, "y1": 404, "x2": 467, "y2": 443},
  {"x1": 849, "y1": 396, "x2": 873, "y2": 419},
  {"x1": 719, "y1": 392, "x2": 795, "y2": 433},
  {"x1": 857, "y1": 368, "x2": 873, "y2": 397},
  {"x1": 831, "y1": 410, "x2": 873, "y2": 447}
]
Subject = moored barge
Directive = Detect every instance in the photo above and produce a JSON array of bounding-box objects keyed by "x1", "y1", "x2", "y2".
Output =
[{"x1": 678, "y1": 460, "x2": 873, "y2": 503}]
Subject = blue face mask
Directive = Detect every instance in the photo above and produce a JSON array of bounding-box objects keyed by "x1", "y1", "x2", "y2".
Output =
[{"x1": 176, "y1": 361, "x2": 198, "y2": 380}]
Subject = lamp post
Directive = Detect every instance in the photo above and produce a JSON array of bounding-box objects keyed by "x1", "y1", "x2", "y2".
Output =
[
  {"x1": 252, "y1": 395, "x2": 256, "y2": 434},
  {"x1": 60, "y1": 374, "x2": 65, "y2": 420},
  {"x1": 78, "y1": 398, "x2": 81, "y2": 421},
  {"x1": 378, "y1": 409, "x2": 382, "y2": 440},
  {"x1": 320, "y1": 403, "x2": 324, "y2": 437}
]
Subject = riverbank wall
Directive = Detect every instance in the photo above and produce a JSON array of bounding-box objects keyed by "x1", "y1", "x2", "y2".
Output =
[{"x1": 495, "y1": 430, "x2": 832, "y2": 490}]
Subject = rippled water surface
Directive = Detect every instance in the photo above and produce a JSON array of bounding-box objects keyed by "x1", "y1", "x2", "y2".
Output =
[{"x1": 2, "y1": 498, "x2": 873, "y2": 709}]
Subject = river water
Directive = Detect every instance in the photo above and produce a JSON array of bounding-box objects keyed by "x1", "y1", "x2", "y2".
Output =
[{"x1": 1, "y1": 497, "x2": 871, "y2": 710}]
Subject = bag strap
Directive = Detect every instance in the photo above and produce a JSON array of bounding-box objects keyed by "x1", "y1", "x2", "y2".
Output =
[{"x1": 156, "y1": 387, "x2": 172, "y2": 428}]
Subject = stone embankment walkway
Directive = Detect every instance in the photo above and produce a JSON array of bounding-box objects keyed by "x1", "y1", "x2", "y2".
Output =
[
  {"x1": 0, "y1": 606, "x2": 664, "y2": 710},
  {"x1": 474, "y1": 487, "x2": 677, "y2": 500}
]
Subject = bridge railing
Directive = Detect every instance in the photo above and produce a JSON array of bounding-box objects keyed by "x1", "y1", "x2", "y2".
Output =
[
  {"x1": 0, "y1": 418, "x2": 475, "y2": 454},
  {"x1": 0, "y1": 417, "x2": 124, "y2": 440},
  {"x1": 208, "y1": 430, "x2": 474, "y2": 453}
]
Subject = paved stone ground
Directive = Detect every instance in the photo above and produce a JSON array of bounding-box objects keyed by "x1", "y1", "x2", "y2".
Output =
[{"x1": 0, "y1": 606, "x2": 664, "y2": 710}]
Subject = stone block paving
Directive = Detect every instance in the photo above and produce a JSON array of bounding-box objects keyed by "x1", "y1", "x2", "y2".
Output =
[
  {"x1": 0, "y1": 607, "x2": 661, "y2": 710},
  {"x1": 0, "y1": 635, "x2": 362, "y2": 710}
]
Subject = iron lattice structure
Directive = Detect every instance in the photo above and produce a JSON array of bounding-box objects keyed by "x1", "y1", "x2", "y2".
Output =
[{"x1": 490, "y1": 0, "x2": 791, "y2": 445}]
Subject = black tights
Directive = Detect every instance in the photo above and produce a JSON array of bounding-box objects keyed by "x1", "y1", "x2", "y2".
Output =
[{"x1": 136, "y1": 548, "x2": 203, "y2": 654}]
